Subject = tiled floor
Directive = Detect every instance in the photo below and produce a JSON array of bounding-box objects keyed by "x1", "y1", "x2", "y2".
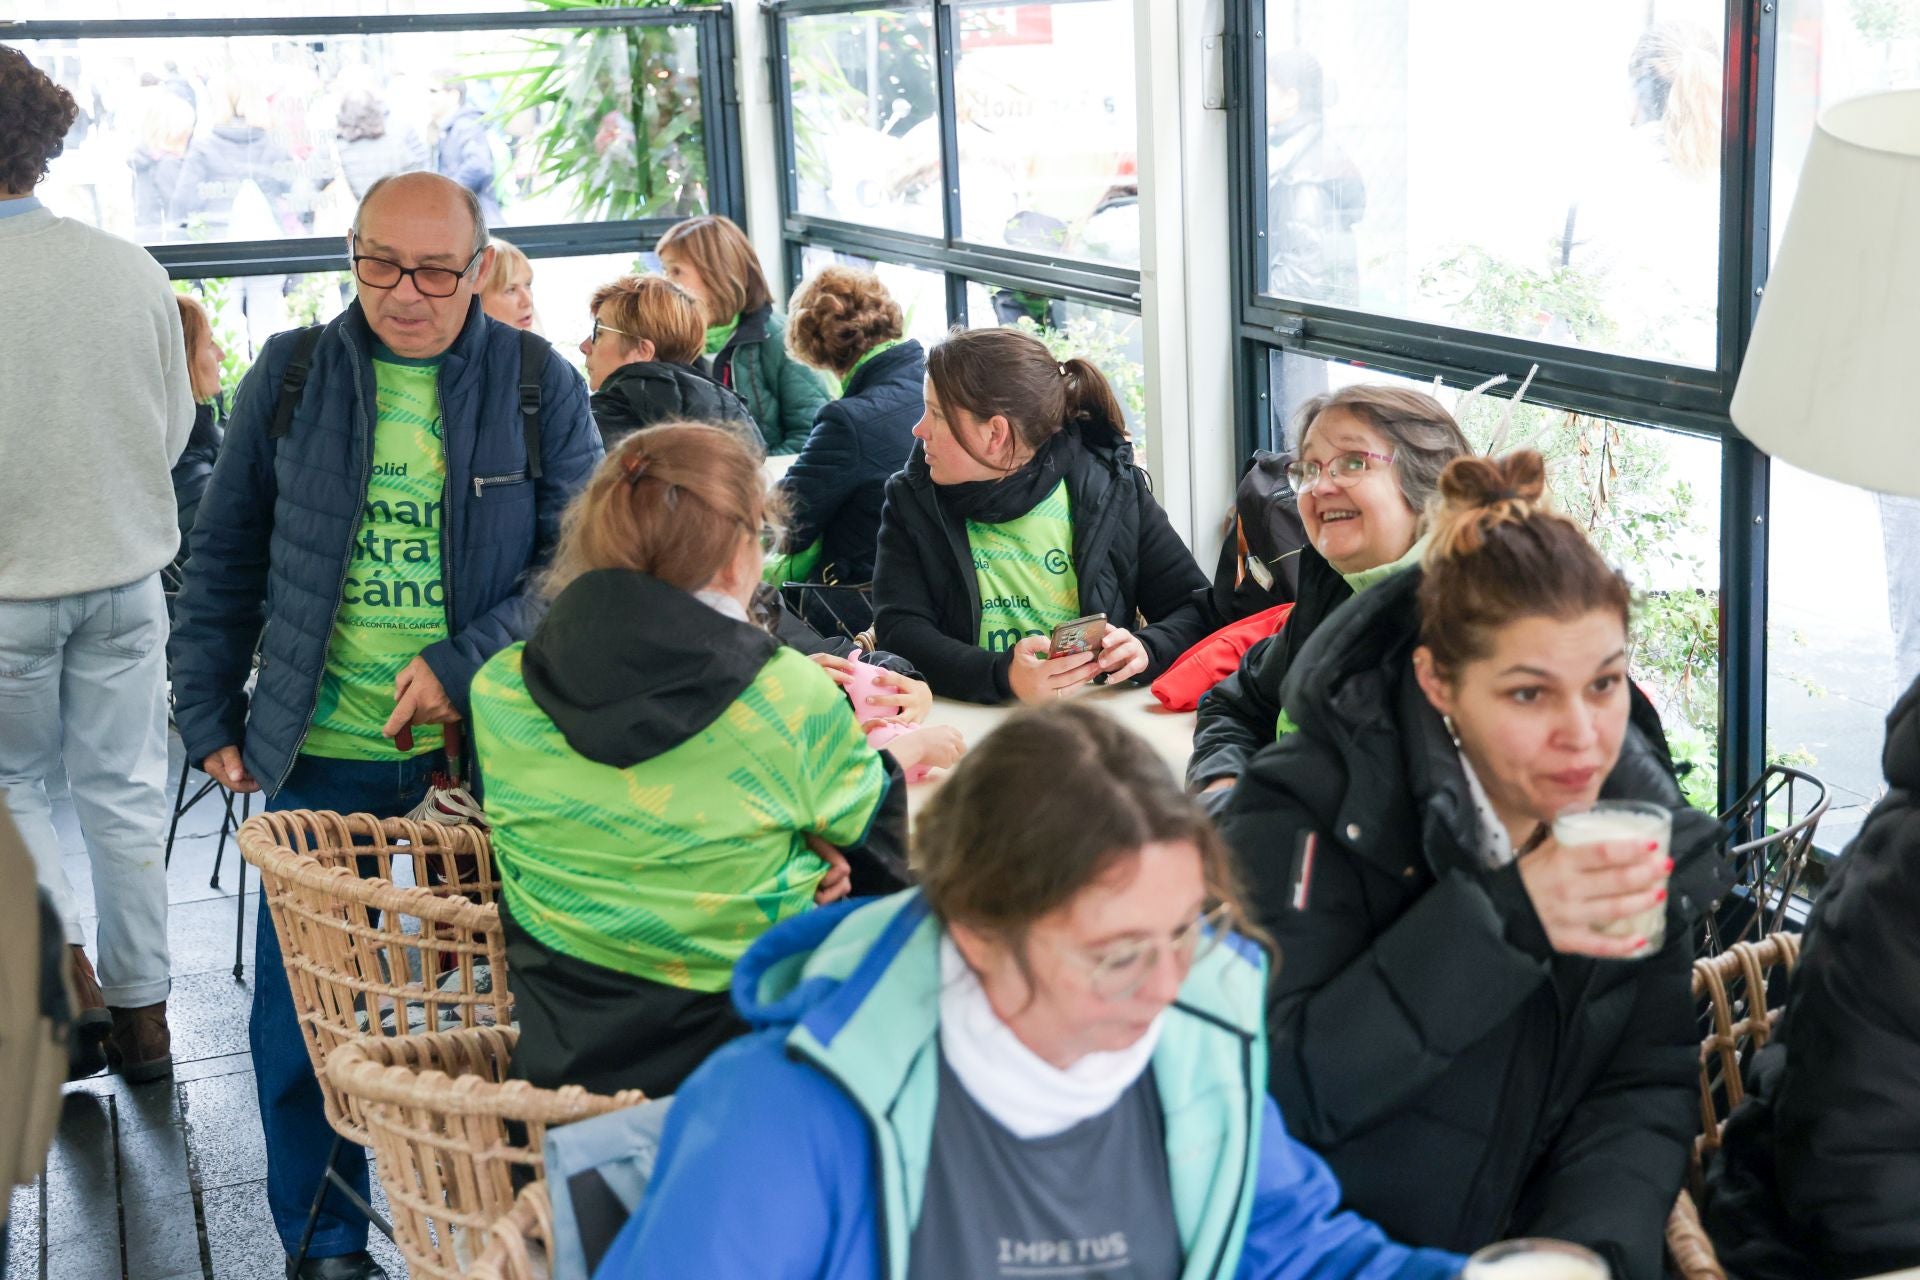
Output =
[{"x1": 5, "y1": 735, "x2": 405, "y2": 1280}]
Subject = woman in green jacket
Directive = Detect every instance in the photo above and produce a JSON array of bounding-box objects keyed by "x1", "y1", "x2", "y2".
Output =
[
  {"x1": 469, "y1": 424, "x2": 952, "y2": 1098},
  {"x1": 657, "y1": 215, "x2": 832, "y2": 455}
]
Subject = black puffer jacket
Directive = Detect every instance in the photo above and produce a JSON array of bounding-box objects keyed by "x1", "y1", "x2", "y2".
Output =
[
  {"x1": 1219, "y1": 567, "x2": 1731, "y2": 1279},
  {"x1": 872, "y1": 427, "x2": 1212, "y2": 703},
  {"x1": 589, "y1": 359, "x2": 756, "y2": 452},
  {"x1": 1706, "y1": 676, "x2": 1920, "y2": 1279},
  {"x1": 170, "y1": 401, "x2": 223, "y2": 539},
  {"x1": 777, "y1": 340, "x2": 924, "y2": 593},
  {"x1": 1188, "y1": 544, "x2": 1351, "y2": 789}
]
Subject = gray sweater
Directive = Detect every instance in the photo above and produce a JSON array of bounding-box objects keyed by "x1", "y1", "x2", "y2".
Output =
[{"x1": 0, "y1": 204, "x2": 196, "y2": 599}]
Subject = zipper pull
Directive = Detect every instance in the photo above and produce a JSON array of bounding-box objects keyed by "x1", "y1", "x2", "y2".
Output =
[{"x1": 473, "y1": 476, "x2": 484, "y2": 498}]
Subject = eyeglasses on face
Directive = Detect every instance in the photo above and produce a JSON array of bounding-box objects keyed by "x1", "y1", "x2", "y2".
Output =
[
  {"x1": 1284, "y1": 449, "x2": 1396, "y2": 495},
  {"x1": 1070, "y1": 902, "x2": 1235, "y2": 1002},
  {"x1": 351, "y1": 246, "x2": 485, "y2": 298},
  {"x1": 588, "y1": 317, "x2": 636, "y2": 347}
]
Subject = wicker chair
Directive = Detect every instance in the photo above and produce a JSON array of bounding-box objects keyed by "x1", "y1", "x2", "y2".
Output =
[
  {"x1": 1706, "y1": 766, "x2": 1829, "y2": 954},
  {"x1": 1665, "y1": 931, "x2": 1804, "y2": 1280},
  {"x1": 467, "y1": 1182, "x2": 555, "y2": 1280},
  {"x1": 329, "y1": 1027, "x2": 644, "y2": 1280},
  {"x1": 238, "y1": 810, "x2": 508, "y2": 1265}
]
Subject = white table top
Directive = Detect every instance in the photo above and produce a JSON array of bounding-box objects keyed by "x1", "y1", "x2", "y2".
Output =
[{"x1": 907, "y1": 684, "x2": 1196, "y2": 815}]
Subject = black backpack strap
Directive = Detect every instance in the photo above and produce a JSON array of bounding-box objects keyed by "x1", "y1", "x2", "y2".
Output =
[
  {"x1": 267, "y1": 325, "x2": 325, "y2": 441},
  {"x1": 518, "y1": 327, "x2": 546, "y2": 480}
]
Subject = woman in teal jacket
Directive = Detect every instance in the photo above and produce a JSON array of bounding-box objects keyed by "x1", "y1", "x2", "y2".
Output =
[
  {"x1": 596, "y1": 704, "x2": 1462, "y2": 1280},
  {"x1": 657, "y1": 214, "x2": 832, "y2": 454}
]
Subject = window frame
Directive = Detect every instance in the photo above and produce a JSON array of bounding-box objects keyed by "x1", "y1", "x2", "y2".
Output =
[
  {"x1": 1225, "y1": 0, "x2": 1776, "y2": 818},
  {"x1": 10, "y1": 5, "x2": 747, "y2": 280},
  {"x1": 766, "y1": 0, "x2": 1144, "y2": 327}
]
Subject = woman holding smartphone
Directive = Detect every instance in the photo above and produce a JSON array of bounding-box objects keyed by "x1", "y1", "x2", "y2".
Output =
[
  {"x1": 872, "y1": 327, "x2": 1212, "y2": 705},
  {"x1": 1218, "y1": 451, "x2": 1729, "y2": 1279}
]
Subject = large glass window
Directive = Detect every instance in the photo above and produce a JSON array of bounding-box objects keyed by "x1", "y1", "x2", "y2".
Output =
[
  {"x1": 1754, "y1": 2, "x2": 1920, "y2": 852},
  {"x1": 1260, "y1": 0, "x2": 1724, "y2": 368},
  {"x1": 787, "y1": 8, "x2": 942, "y2": 236},
  {"x1": 17, "y1": 21, "x2": 705, "y2": 248},
  {"x1": 1766, "y1": 466, "x2": 1906, "y2": 854},
  {"x1": 1771, "y1": 0, "x2": 1920, "y2": 263},
  {"x1": 1271, "y1": 351, "x2": 1724, "y2": 805},
  {"x1": 953, "y1": 0, "x2": 1138, "y2": 266}
]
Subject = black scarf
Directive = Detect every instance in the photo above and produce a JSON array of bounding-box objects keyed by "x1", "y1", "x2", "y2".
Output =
[{"x1": 937, "y1": 428, "x2": 1084, "y2": 524}]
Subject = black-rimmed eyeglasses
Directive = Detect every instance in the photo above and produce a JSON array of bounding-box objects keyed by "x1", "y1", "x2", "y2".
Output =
[{"x1": 351, "y1": 246, "x2": 485, "y2": 298}]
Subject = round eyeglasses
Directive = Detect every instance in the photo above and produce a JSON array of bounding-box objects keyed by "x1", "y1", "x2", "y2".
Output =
[
  {"x1": 1069, "y1": 903, "x2": 1235, "y2": 1002},
  {"x1": 1284, "y1": 449, "x2": 1396, "y2": 495}
]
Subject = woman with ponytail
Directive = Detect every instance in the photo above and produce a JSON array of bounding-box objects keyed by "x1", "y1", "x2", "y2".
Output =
[
  {"x1": 872, "y1": 327, "x2": 1212, "y2": 704},
  {"x1": 1219, "y1": 451, "x2": 1731, "y2": 1279}
]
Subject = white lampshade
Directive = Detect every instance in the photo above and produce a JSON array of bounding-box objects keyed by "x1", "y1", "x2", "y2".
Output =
[{"x1": 1731, "y1": 89, "x2": 1920, "y2": 496}]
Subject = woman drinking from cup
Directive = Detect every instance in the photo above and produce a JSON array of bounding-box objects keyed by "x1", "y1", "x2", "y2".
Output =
[
  {"x1": 1219, "y1": 451, "x2": 1730, "y2": 1279},
  {"x1": 595, "y1": 703, "x2": 1464, "y2": 1279}
]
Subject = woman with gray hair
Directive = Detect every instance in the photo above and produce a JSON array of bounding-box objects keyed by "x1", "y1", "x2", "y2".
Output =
[
  {"x1": 1189, "y1": 384, "x2": 1472, "y2": 796},
  {"x1": 334, "y1": 89, "x2": 429, "y2": 202}
]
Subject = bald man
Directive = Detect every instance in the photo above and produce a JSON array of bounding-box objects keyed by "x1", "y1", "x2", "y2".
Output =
[{"x1": 170, "y1": 171, "x2": 601, "y2": 1279}]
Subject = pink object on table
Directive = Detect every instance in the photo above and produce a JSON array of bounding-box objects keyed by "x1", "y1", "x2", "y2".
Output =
[
  {"x1": 843, "y1": 650, "x2": 907, "y2": 719},
  {"x1": 864, "y1": 718, "x2": 934, "y2": 782}
]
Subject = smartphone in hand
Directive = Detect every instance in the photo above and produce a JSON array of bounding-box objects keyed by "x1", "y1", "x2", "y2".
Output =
[{"x1": 1048, "y1": 613, "x2": 1109, "y2": 659}]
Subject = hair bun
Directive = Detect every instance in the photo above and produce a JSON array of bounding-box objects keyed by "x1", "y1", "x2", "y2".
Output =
[{"x1": 1427, "y1": 450, "x2": 1549, "y2": 561}]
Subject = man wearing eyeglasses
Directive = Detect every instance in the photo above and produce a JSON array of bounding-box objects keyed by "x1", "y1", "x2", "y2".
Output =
[{"x1": 169, "y1": 170, "x2": 600, "y2": 1280}]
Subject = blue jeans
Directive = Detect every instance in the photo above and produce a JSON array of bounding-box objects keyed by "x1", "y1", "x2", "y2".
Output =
[
  {"x1": 255, "y1": 750, "x2": 438, "y2": 1258},
  {"x1": 0, "y1": 576, "x2": 171, "y2": 1006}
]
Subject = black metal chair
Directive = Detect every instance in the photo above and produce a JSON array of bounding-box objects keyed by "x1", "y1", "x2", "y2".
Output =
[
  {"x1": 1706, "y1": 765, "x2": 1831, "y2": 955},
  {"x1": 162, "y1": 756, "x2": 252, "y2": 980},
  {"x1": 162, "y1": 551, "x2": 256, "y2": 982}
]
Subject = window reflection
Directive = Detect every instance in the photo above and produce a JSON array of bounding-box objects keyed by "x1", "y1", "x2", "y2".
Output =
[
  {"x1": 17, "y1": 22, "x2": 706, "y2": 247},
  {"x1": 1262, "y1": 0, "x2": 1723, "y2": 368}
]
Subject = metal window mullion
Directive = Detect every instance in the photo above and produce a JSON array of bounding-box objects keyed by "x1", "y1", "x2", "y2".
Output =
[
  {"x1": 932, "y1": 0, "x2": 965, "y2": 250},
  {"x1": 152, "y1": 221, "x2": 682, "y2": 281},
  {"x1": 764, "y1": 0, "x2": 926, "y2": 16},
  {"x1": 946, "y1": 271, "x2": 970, "y2": 328},
  {"x1": 5, "y1": 8, "x2": 720, "y2": 40},
  {"x1": 703, "y1": 6, "x2": 748, "y2": 226},
  {"x1": 1228, "y1": 0, "x2": 1271, "y2": 462},
  {"x1": 770, "y1": 5, "x2": 802, "y2": 280},
  {"x1": 1718, "y1": 0, "x2": 1778, "y2": 814}
]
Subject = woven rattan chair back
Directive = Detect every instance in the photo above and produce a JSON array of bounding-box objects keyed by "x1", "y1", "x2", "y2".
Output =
[
  {"x1": 1665, "y1": 930, "x2": 1804, "y2": 1280},
  {"x1": 465, "y1": 1181, "x2": 555, "y2": 1280},
  {"x1": 328, "y1": 1028, "x2": 643, "y2": 1280},
  {"x1": 239, "y1": 809, "x2": 509, "y2": 1141}
]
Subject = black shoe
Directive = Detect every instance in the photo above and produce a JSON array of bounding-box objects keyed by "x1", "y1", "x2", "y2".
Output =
[{"x1": 286, "y1": 1251, "x2": 389, "y2": 1280}]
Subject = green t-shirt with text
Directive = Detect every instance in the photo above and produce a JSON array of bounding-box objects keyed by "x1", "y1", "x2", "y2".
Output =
[
  {"x1": 303, "y1": 349, "x2": 449, "y2": 760},
  {"x1": 469, "y1": 644, "x2": 889, "y2": 991},
  {"x1": 969, "y1": 479, "x2": 1080, "y2": 653}
]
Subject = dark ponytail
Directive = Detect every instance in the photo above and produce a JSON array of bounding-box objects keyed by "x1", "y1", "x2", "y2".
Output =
[
  {"x1": 1418, "y1": 450, "x2": 1632, "y2": 675},
  {"x1": 1060, "y1": 355, "x2": 1130, "y2": 447},
  {"x1": 926, "y1": 328, "x2": 1129, "y2": 473}
]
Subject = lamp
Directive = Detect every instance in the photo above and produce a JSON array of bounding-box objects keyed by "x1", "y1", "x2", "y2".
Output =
[{"x1": 1731, "y1": 89, "x2": 1920, "y2": 497}]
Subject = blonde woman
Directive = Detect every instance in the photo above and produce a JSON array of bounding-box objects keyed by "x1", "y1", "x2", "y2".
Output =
[{"x1": 479, "y1": 237, "x2": 538, "y2": 331}]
